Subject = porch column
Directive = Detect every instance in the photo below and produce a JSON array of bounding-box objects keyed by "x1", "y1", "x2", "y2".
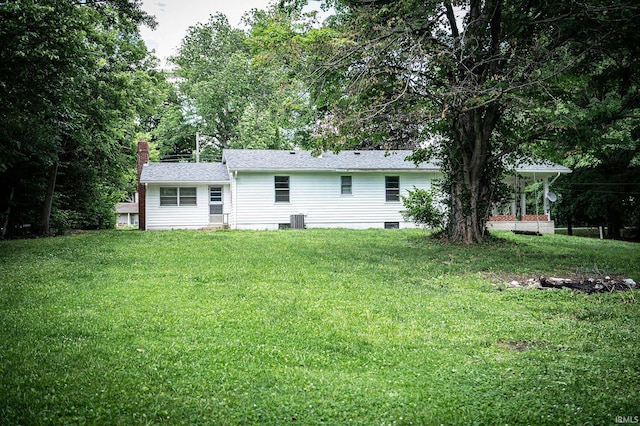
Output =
[
  {"x1": 520, "y1": 192, "x2": 527, "y2": 216},
  {"x1": 543, "y1": 177, "x2": 550, "y2": 219}
]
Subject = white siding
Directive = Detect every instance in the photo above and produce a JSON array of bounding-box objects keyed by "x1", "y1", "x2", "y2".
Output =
[
  {"x1": 232, "y1": 171, "x2": 435, "y2": 230},
  {"x1": 223, "y1": 184, "x2": 232, "y2": 215},
  {"x1": 229, "y1": 172, "x2": 237, "y2": 229},
  {"x1": 145, "y1": 184, "x2": 210, "y2": 230}
]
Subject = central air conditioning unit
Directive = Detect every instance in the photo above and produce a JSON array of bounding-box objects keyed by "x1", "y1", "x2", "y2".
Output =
[{"x1": 290, "y1": 214, "x2": 305, "y2": 229}]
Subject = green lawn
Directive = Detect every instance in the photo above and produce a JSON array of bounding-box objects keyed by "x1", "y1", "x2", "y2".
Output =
[{"x1": 1, "y1": 229, "x2": 638, "y2": 425}]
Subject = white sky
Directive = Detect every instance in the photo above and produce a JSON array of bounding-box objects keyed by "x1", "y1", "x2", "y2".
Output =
[{"x1": 140, "y1": 0, "x2": 276, "y2": 65}]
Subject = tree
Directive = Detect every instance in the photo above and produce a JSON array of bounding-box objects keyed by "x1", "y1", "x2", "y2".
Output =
[
  {"x1": 288, "y1": 0, "x2": 640, "y2": 242},
  {"x1": 150, "y1": 82, "x2": 201, "y2": 162},
  {"x1": 540, "y1": 15, "x2": 640, "y2": 238},
  {"x1": 165, "y1": 10, "x2": 316, "y2": 159},
  {"x1": 551, "y1": 140, "x2": 640, "y2": 239},
  {"x1": 170, "y1": 13, "x2": 256, "y2": 153},
  {"x1": 0, "y1": 0, "x2": 156, "y2": 236}
]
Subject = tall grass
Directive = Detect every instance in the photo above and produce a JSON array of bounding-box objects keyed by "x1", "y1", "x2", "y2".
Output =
[{"x1": 0, "y1": 229, "x2": 638, "y2": 425}]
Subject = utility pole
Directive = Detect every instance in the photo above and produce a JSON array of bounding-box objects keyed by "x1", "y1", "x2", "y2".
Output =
[{"x1": 196, "y1": 131, "x2": 200, "y2": 163}]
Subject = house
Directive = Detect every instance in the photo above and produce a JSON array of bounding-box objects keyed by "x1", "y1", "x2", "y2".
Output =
[
  {"x1": 136, "y1": 141, "x2": 571, "y2": 233},
  {"x1": 138, "y1": 162, "x2": 230, "y2": 230},
  {"x1": 115, "y1": 202, "x2": 139, "y2": 227}
]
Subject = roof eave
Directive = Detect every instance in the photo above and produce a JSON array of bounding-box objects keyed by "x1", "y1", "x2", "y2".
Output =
[
  {"x1": 140, "y1": 180, "x2": 230, "y2": 185},
  {"x1": 514, "y1": 169, "x2": 572, "y2": 175},
  {"x1": 227, "y1": 167, "x2": 440, "y2": 172}
]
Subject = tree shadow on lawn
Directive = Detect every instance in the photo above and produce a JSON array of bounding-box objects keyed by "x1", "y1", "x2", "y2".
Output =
[{"x1": 403, "y1": 231, "x2": 640, "y2": 288}]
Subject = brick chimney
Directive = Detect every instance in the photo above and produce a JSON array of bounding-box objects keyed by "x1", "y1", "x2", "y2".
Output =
[{"x1": 137, "y1": 140, "x2": 149, "y2": 230}]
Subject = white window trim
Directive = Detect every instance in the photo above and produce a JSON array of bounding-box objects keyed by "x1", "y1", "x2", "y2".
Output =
[
  {"x1": 275, "y1": 176, "x2": 290, "y2": 203},
  {"x1": 341, "y1": 175, "x2": 353, "y2": 195},
  {"x1": 385, "y1": 176, "x2": 400, "y2": 202},
  {"x1": 159, "y1": 187, "x2": 197, "y2": 207}
]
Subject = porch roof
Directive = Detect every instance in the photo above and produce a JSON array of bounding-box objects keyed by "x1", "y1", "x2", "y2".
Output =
[{"x1": 511, "y1": 160, "x2": 572, "y2": 177}]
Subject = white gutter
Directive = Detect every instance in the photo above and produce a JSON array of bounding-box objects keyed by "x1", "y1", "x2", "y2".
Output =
[
  {"x1": 140, "y1": 180, "x2": 230, "y2": 185},
  {"x1": 233, "y1": 171, "x2": 238, "y2": 230},
  {"x1": 226, "y1": 168, "x2": 440, "y2": 173}
]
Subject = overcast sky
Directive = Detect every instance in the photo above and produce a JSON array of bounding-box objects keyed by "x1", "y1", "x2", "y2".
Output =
[{"x1": 140, "y1": 0, "x2": 276, "y2": 65}]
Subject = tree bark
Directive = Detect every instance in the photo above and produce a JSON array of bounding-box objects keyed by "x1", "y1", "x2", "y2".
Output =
[
  {"x1": 41, "y1": 161, "x2": 59, "y2": 235},
  {"x1": 2, "y1": 187, "x2": 14, "y2": 238},
  {"x1": 445, "y1": 107, "x2": 500, "y2": 243},
  {"x1": 447, "y1": 167, "x2": 492, "y2": 243}
]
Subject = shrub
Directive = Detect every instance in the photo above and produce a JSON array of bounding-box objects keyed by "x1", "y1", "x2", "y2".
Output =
[{"x1": 401, "y1": 186, "x2": 446, "y2": 229}]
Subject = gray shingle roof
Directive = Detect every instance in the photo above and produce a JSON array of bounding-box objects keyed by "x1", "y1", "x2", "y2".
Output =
[
  {"x1": 140, "y1": 162, "x2": 229, "y2": 183},
  {"x1": 223, "y1": 149, "x2": 438, "y2": 171},
  {"x1": 115, "y1": 202, "x2": 138, "y2": 214},
  {"x1": 139, "y1": 151, "x2": 570, "y2": 183}
]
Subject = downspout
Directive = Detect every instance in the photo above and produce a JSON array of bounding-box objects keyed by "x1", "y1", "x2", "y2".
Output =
[
  {"x1": 144, "y1": 183, "x2": 148, "y2": 231},
  {"x1": 233, "y1": 170, "x2": 238, "y2": 230}
]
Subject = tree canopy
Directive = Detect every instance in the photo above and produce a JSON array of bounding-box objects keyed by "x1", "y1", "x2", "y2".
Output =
[
  {"x1": 268, "y1": 0, "x2": 640, "y2": 242},
  {"x1": 157, "y1": 10, "x2": 316, "y2": 161},
  {"x1": 3, "y1": 0, "x2": 638, "y2": 241},
  {"x1": 0, "y1": 0, "x2": 158, "y2": 236}
]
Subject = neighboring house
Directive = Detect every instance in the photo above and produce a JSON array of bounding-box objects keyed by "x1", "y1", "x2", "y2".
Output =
[
  {"x1": 115, "y1": 202, "x2": 139, "y2": 227},
  {"x1": 137, "y1": 142, "x2": 571, "y2": 233}
]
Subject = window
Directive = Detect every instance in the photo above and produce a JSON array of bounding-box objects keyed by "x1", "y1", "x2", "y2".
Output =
[
  {"x1": 160, "y1": 187, "x2": 178, "y2": 206},
  {"x1": 384, "y1": 222, "x2": 400, "y2": 229},
  {"x1": 209, "y1": 186, "x2": 222, "y2": 203},
  {"x1": 275, "y1": 176, "x2": 290, "y2": 202},
  {"x1": 209, "y1": 186, "x2": 223, "y2": 214},
  {"x1": 341, "y1": 176, "x2": 352, "y2": 195},
  {"x1": 180, "y1": 187, "x2": 197, "y2": 205},
  {"x1": 385, "y1": 176, "x2": 400, "y2": 202},
  {"x1": 160, "y1": 187, "x2": 197, "y2": 206}
]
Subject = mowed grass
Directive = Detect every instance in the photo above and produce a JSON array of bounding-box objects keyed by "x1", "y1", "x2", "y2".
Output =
[{"x1": 0, "y1": 229, "x2": 638, "y2": 425}]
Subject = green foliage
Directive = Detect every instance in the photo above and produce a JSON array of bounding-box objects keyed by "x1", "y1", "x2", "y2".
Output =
[
  {"x1": 165, "y1": 12, "x2": 308, "y2": 158},
  {"x1": 552, "y1": 147, "x2": 640, "y2": 238},
  {"x1": 0, "y1": 0, "x2": 156, "y2": 236},
  {"x1": 400, "y1": 186, "x2": 445, "y2": 229},
  {"x1": 153, "y1": 101, "x2": 198, "y2": 162},
  {"x1": 170, "y1": 13, "x2": 252, "y2": 150},
  {"x1": 0, "y1": 229, "x2": 638, "y2": 424},
  {"x1": 154, "y1": 6, "x2": 321, "y2": 161},
  {"x1": 278, "y1": 0, "x2": 640, "y2": 242}
]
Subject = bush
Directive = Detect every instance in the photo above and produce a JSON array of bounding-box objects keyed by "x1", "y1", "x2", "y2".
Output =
[{"x1": 401, "y1": 186, "x2": 446, "y2": 229}]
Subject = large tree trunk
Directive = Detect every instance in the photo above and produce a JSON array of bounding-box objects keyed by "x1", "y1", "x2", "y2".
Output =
[
  {"x1": 41, "y1": 161, "x2": 59, "y2": 235},
  {"x1": 445, "y1": 107, "x2": 501, "y2": 243},
  {"x1": 448, "y1": 177, "x2": 489, "y2": 243}
]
